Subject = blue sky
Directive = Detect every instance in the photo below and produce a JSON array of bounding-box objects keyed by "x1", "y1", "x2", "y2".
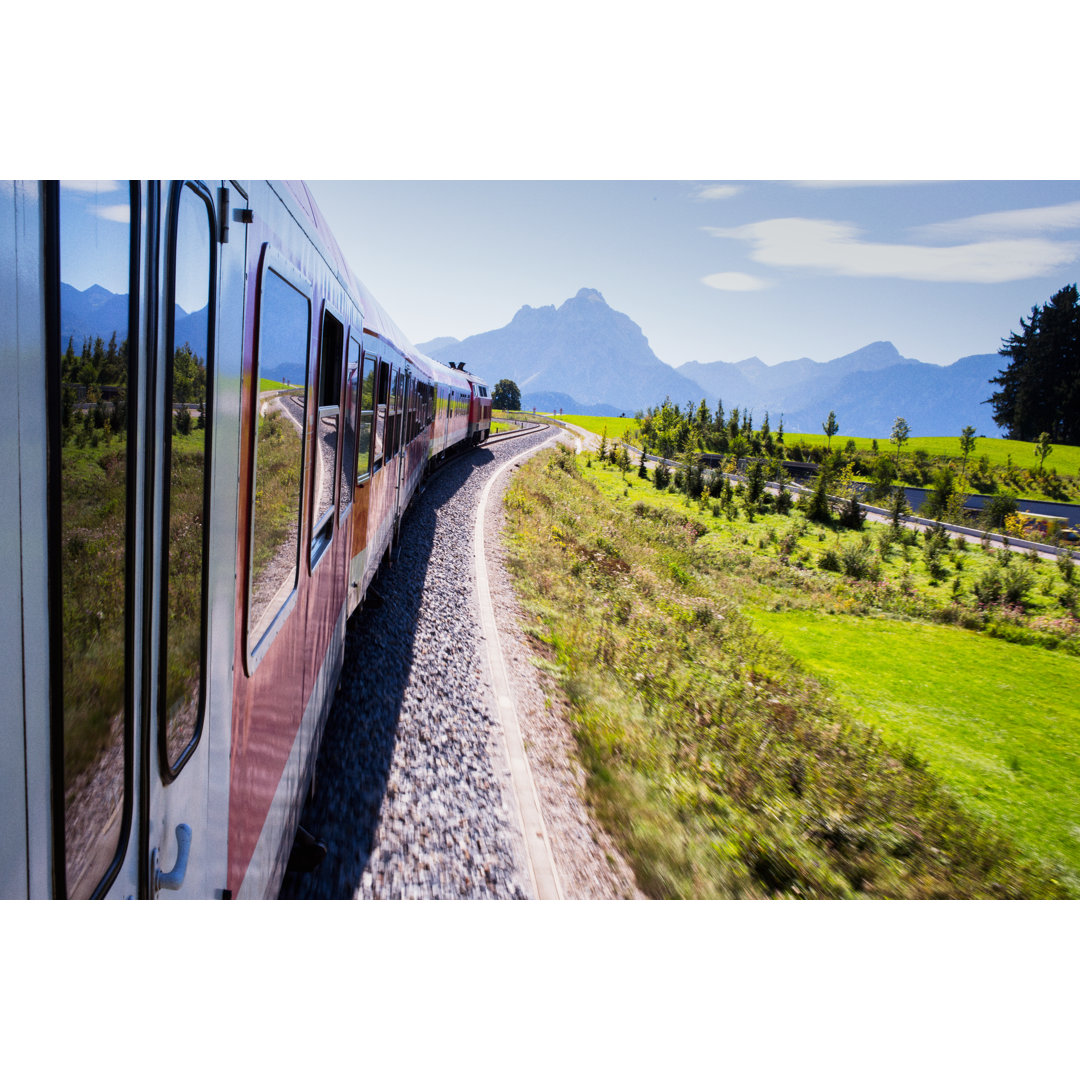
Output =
[
  {"x1": 308, "y1": 179, "x2": 1080, "y2": 371},
  {"x1": 58, "y1": 178, "x2": 1080, "y2": 373}
]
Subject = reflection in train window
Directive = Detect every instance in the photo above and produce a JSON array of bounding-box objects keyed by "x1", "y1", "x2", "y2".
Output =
[
  {"x1": 161, "y1": 181, "x2": 214, "y2": 776},
  {"x1": 357, "y1": 347, "x2": 374, "y2": 481},
  {"x1": 311, "y1": 308, "x2": 342, "y2": 565},
  {"x1": 55, "y1": 180, "x2": 134, "y2": 897},
  {"x1": 249, "y1": 266, "x2": 309, "y2": 650},
  {"x1": 372, "y1": 358, "x2": 389, "y2": 472},
  {"x1": 339, "y1": 333, "x2": 359, "y2": 514}
]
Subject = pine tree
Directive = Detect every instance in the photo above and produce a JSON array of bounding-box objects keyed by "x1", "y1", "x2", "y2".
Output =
[
  {"x1": 822, "y1": 410, "x2": 839, "y2": 451},
  {"x1": 988, "y1": 284, "x2": 1080, "y2": 442},
  {"x1": 802, "y1": 467, "x2": 833, "y2": 524}
]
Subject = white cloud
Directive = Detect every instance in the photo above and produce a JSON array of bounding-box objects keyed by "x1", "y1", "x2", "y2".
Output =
[
  {"x1": 63, "y1": 180, "x2": 121, "y2": 194},
  {"x1": 697, "y1": 184, "x2": 741, "y2": 200},
  {"x1": 914, "y1": 200, "x2": 1080, "y2": 241},
  {"x1": 701, "y1": 271, "x2": 769, "y2": 291},
  {"x1": 789, "y1": 180, "x2": 930, "y2": 188},
  {"x1": 704, "y1": 217, "x2": 1080, "y2": 283},
  {"x1": 91, "y1": 204, "x2": 131, "y2": 224}
]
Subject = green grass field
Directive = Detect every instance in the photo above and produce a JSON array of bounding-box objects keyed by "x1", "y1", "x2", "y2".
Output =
[
  {"x1": 502, "y1": 446, "x2": 1071, "y2": 897},
  {"x1": 258, "y1": 377, "x2": 293, "y2": 392},
  {"x1": 558, "y1": 415, "x2": 642, "y2": 442},
  {"x1": 558, "y1": 414, "x2": 1080, "y2": 476},
  {"x1": 782, "y1": 431, "x2": 1080, "y2": 475},
  {"x1": 749, "y1": 608, "x2": 1080, "y2": 891}
]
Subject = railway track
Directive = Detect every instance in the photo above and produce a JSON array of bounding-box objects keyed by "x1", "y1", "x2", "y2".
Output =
[{"x1": 278, "y1": 425, "x2": 562, "y2": 899}]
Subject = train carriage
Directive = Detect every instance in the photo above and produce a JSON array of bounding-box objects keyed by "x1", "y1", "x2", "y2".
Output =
[{"x1": 1, "y1": 179, "x2": 488, "y2": 899}]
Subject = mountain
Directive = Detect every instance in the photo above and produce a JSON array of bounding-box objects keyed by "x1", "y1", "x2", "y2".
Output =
[
  {"x1": 59, "y1": 284, "x2": 1007, "y2": 436},
  {"x1": 416, "y1": 336, "x2": 460, "y2": 356},
  {"x1": 60, "y1": 282, "x2": 203, "y2": 355},
  {"x1": 429, "y1": 288, "x2": 708, "y2": 415},
  {"x1": 680, "y1": 342, "x2": 1004, "y2": 437},
  {"x1": 60, "y1": 283, "x2": 132, "y2": 349}
]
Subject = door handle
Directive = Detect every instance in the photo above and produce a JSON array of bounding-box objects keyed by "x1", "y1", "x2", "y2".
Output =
[{"x1": 152, "y1": 824, "x2": 192, "y2": 895}]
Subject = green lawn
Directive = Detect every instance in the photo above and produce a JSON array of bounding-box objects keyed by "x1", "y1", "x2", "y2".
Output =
[
  {"x1": 559, "y1": 416, "x2": 1080, "y2": 476},
  {"x1": 785, "y1": 431, "x2": 1080, "y2": 475},
  {"x1": 258, "y1": 377, "x2": 293, "y2": 392},
  {"x1": 749, "y1": 607, "x2": 1080, "y2": 891},
  {"x1": 559, "y1": 414, "x2": 642, "y2": 442}
]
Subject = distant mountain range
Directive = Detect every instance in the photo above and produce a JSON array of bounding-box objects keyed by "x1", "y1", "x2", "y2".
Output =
[
  {"x1": 62, "y1": 282, "x2": 1008, "y2": 437},
  {"x1": 420, "y1": 289, "x2": 1007, "y2": 437},
  {"x1": 60, "y1": 282, "x2": 207, "y2": 358}
]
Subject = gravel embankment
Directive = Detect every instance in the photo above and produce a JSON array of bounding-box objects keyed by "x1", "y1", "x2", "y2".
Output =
[{"x1": 279, "y1": 427, "x2": 639, "y2": 900}]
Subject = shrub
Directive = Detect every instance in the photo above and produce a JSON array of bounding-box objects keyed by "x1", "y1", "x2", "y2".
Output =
[
  {"x1": 802, "y1": 469, "x2": 833, "y2": 524},
  {"x1": 1002, "y1": 563, "x2": 1035, "y2": 607},
  {"x1": 817, "y1": 548, "x2": 841, "y2": 572},
  {"x1": 973, "y1": 564, "x2": 1004, "y2": 605},
  {"x1": 981, "y1": 493, "x2": 1018, "y2": 530},
  {"x1": 837, "y1": 491, "x2": 866, "y2": 530},
  {"x1": 840, "y1": 544, "x2": 881, "y2": 581},
  {"x1": 654, "y1": 459, "x2": 671, "y2": 490}
]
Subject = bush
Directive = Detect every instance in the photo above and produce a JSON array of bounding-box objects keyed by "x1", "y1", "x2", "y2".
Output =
[
  {"x1": 802, "y1": 470, "x2": 833, "y2": 524},
  {"x1": 973, "y1": 564, "x2": 1002, "y2": 604},
  {"x1": 981, "y1": 493, "x2": 1018, "y2": 530},
  {"x1": 838, "y1": 491, "x2": 866, "y2": 530},
  {"x1": 817, "y1": 548, "x2": 841, "y2": 572},
  {"x1": 653, "y1": 459, "x2": 671, "y2": 490},
  {"x1": 840, "y1": 544, "x2": 881, "y2": 581}
]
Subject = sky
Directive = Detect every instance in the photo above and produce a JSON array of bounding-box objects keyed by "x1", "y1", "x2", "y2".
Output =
[
  {"x1": 307, "y1": 179, "x2": 1080, "y2": 370},
  {"x1": 57, "y1": 178, "x2": 1080, "y2": 372}
]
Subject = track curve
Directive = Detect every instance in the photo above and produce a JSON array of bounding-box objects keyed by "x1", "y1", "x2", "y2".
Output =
[{"x1": 278, "y1": 425, "x2": 561, "y2": 899}]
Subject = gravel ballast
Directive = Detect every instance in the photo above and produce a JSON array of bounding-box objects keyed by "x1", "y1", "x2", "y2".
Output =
[{"x1": 279, "y1": 428, "x2": 640, "y2": 900}]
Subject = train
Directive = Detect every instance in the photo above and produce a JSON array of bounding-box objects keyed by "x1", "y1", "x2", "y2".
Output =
[{"x1": 1, "y1": 180, "x2": 493, "y2": 899}]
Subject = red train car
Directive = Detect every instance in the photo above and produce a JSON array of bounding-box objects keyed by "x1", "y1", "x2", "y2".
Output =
[{"x1": 1, "y1": 180, "x2": 489, "y2": 898}]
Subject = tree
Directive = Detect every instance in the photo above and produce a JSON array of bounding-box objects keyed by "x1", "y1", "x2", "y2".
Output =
[
  {"x1": 1034, "y1": 431, "x2": 1054, "y2": 473},
  {"x1": 958, "y1": 425, "x2": 977, "y2": 491},
  {"x1": 987, "y1": 284, "x2": 1080, "y2": 443},
  {"x1": 822, "y1": 410, "x2": 839, "y2": 451},
  {"x1": 492, "y1": 379, "x2": 521, "y2": 411},
  {"x1": 802, "y1": 467, "x2": 833, "y2": 524},
  {"x1": 890, "y1": 416, "x2": 910, "y2": 467}
]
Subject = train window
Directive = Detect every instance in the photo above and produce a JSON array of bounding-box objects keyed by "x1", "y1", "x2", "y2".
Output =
[
  {"x1": 406, "y1": 373, "x2": 416, "y2": 443},
  {"x1": 392, "y1": 367, "x2": 405, "y2": 455},
  {"x1": 311, "y1": 307, "x2": 343, "y2": 565},
  {"x1": 160, "y1": 180, "x2": 215, "y2": 778},
  {"x1": 356, "y1": 346, "x2": 374, "y2": 481},
  {"x1": 52, "y1": 180, "x2": 135, "y2": 898},
  {"x1": 249, "y1": 265, "x2": 310, "y2": 654},
  {"x1": 340, "y1": 332, "x2": 359, "y2": 513},
  {"x1": 372, "y1": 358, "x2": 390, "y2": 472}
]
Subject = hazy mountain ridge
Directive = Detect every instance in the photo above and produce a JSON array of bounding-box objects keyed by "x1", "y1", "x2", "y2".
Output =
[
  {"x1": 61, "y1": 282, "x2": 202, "y2": 356},
  {"x1": 435, "y1": 290, "x2": 1005, "y2": 434},
  {"x1": 428, "y1": 287, "x2": 713, "y2": 415},
  {"x1": 679, "y1": 342, "x2": 1004, "y2": 436},
  {"x1": 61, "y1": 284, "x2": 1008, "y2": 435}
]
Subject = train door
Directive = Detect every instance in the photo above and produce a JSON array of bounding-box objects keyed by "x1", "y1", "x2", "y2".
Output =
[
  {"x1": 141, "y1": 180, "x2": 247, "y2": 899},
  {"x1": 394, "y1": 369, "x2": 411, "y2": 532}
]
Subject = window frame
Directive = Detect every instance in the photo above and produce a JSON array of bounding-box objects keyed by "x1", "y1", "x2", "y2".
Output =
[
  {"x1": 157, "y1": 179, "x2": 217, "y2": 783},
  {"x1": 355, "y1": 335, "x2": 375, "y2": 484},
  {"x1": 339, "y1": 327, "x2": 361, "y2": 520},
  {"x1": 245, "y1": 251, "x2": 311, "y2": 673},
  {"x1": 45, "y1": 180, "x2": 140, "y2": 898},
  {"x1": 310, "y1": 301, "x2": 344, "y2": 571}
]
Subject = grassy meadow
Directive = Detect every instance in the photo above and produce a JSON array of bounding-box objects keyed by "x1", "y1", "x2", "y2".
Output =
[
  {"x1": 503, "y1": 441, "x2": 1079, "y2": 898},
  {"x1": 781, "y1": 430, "x2": 1080, "y2": 477}
]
